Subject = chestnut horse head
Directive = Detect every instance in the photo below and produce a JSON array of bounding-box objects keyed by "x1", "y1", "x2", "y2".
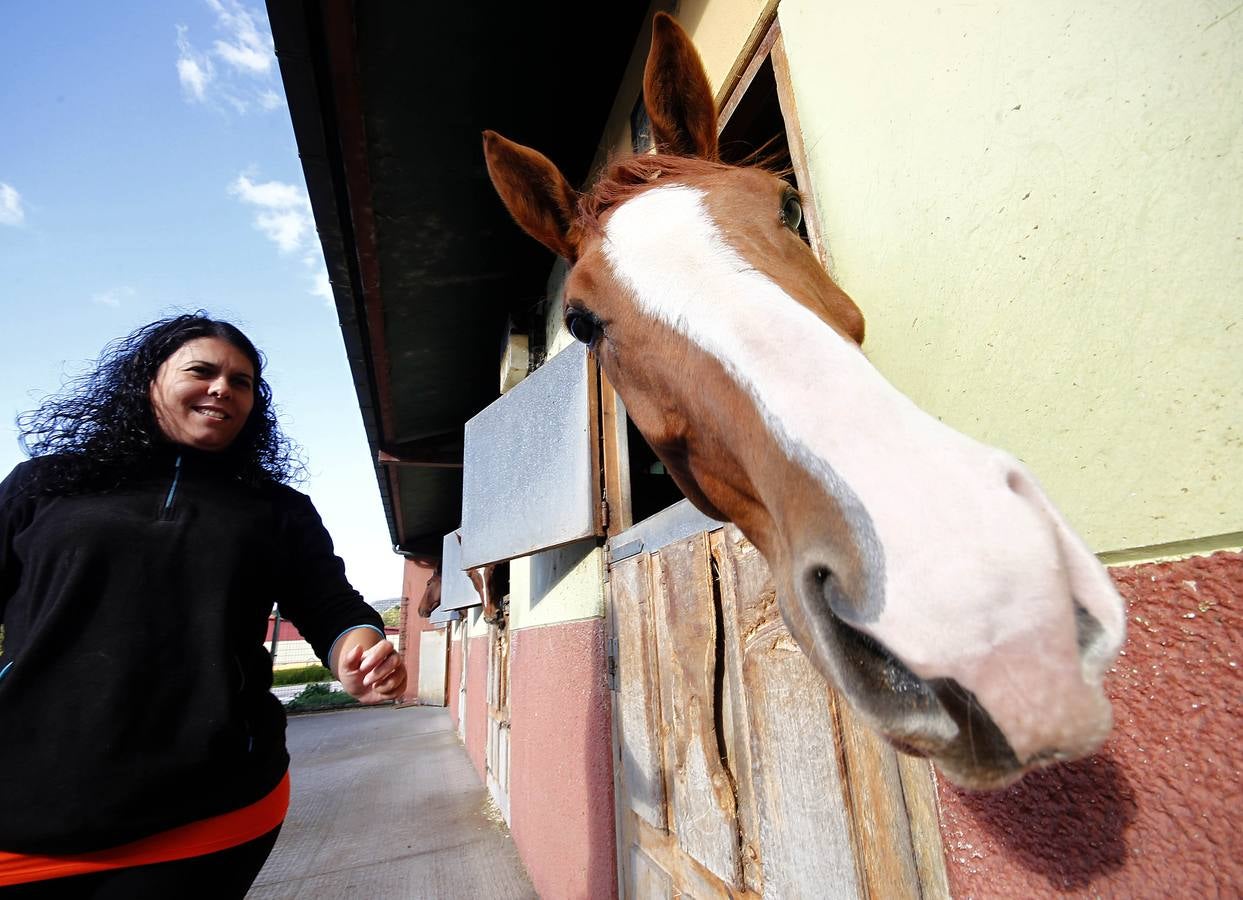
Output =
[
  {"x1": 467, "y1": 561, "x2": 509, "y2": 627},
  {"x1": 482, "y1": 13, "x2": 1125, "y2": 788},
  {"x1": 417, "y1": 563, "x2": 442, "y2": 618}
]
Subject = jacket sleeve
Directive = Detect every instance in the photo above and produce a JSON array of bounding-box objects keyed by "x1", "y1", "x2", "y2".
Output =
[
  {"x1": 274, "y1": 487, "x2": 385, "y2": 667},
  {"x1": 0, "y1": 461, "x2": 40, "y2": 631}
]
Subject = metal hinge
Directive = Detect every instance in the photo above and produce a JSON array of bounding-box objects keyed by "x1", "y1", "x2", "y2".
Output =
[
  {"x1": 606, "y1": 637, "x2": 620, "y2": 692},
  {"x1": 599, "y1": 495, "x2": 610, "y2": 532}
]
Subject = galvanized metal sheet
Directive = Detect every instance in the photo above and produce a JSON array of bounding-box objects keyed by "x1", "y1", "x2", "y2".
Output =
[
  {"x1": 427, "y1": 605, "x2": 461, "y2": 625},
  {"x1": 439, "y1": 530, "x2": 482, "y2": 611},
  {"x1": 607, "y1": 498, "x2": 724, "y2": 564},
  {"x1": 460, "y1": 342, "x2": 600, "y2": 569}
]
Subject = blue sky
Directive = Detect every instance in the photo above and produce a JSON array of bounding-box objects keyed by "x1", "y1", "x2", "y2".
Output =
[{"x1": 0, "y1": 0, "x2": 404, "y2": 604}]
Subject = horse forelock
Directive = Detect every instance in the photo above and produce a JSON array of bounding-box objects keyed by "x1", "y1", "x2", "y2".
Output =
[{"x1": 578, "y1": 153, "x2": 785, "y2": 236}]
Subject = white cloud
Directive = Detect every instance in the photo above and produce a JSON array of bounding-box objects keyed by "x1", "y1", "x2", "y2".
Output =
[
  {"x1": 311, "y1": 269, "x2": 334, "y2": 304},
  {"x1": 0, "y1": 183, "x2": 24, "y2": 226},
  {"x1": 230, "y1": 172, "x2": 330, "y2": 303},
  {"x1": 207, "y1": 0, "x2": 274, "y2": 74},
  {"x1": 91, "y1": 286, "x2": 136, "y2": 308},
  {"x1": 230, "y1": 175, "x2": 306, "y2": 210},
  {"x1": 176, "y1": 1, "x2": 279, "y2": 112},
  {"x1": 229, "y1": 174, "x2": 313, "y2": 254},
  {"x1": 176, "y1": 25, "x2": 215, "y2": 102}
]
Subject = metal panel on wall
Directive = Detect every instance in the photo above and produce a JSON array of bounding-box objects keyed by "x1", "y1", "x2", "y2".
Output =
[
  {"x1": 428, "y1": 605, "x2": 462, "y2": 626},
  {"x1": 459, "y1": 342, "x2": 601, "y2": 570},
  {"x1": 439, "y1": 530, "x2": 482, "y2": 611}
]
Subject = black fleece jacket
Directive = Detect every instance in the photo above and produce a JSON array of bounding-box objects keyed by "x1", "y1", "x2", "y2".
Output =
[{"x1": 0, "y1": 451, "x2": 384, "y2": 854}]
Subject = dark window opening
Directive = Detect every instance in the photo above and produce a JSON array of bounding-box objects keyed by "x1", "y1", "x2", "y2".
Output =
[
  {"x1": 627, "y1": 417, "x2": 687, "y2": 523},
  {"x1": 718, "y1": 56, "x2": 809, "y2": 244},
  {"x1": 630, "y1": 95, "x2": 653, "y2": 153}
]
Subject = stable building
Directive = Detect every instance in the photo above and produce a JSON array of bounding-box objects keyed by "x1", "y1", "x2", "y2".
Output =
[{"x1": 268, "y1": 1, "x2": 1241, "y2": 896}]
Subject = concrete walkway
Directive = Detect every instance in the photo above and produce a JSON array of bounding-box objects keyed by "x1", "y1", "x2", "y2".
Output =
[{"x1": 248, "y1": 705, "x2": 536, "y2": 899}]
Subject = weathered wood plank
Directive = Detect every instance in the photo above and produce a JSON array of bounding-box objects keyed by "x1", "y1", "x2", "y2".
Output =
[
  {"x1": 709, "y1": 530, "x2": 763, "y2": 892},
  {"x1": 630, "y1": 844, "x2": 674, "y2": 900},
  {"x1": 610, "y1": 553, "x2": 668, "y2": 829},
  {"x1": 717, "y1": 527, "x2": 863, "y2": 899},
  {"x1": 896, "y1": 755, "x2": 951, "y2": 900},
  {"x1": 742, "y1": 628, "x2": 862, "y2": 899},
  {"x1": 652, "y1": 537, "x2": 742, "y2": 887},
  {"x1": 630, "y1": 813, "x2": 763, "y2": 900},
  {"x1": 834, "y1": 699, "x2": 922, "y2": 899},
  {"x1": 599, "y1": 368, "x2": 634, "y2": 535}
]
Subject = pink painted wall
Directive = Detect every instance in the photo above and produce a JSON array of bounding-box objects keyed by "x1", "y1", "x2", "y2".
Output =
[
  {"x1": 466, "y1": 634, "x2": 489, "y2": 781},
  {"x1": 447, "y1": 627, "x2": 463, "y2": 730},
  {"x1": 936, "y1": 551, "x2": 1241, "y2": 896},
  {"x1": 509, "y1": 618, "x2": 617, "y2": 900},
  {"x1": 398, "y1": 559, "x2": 436, "y2": 704}
]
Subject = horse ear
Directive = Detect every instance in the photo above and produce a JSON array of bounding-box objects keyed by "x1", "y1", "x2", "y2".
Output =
[
  {"x1": 643, "y1": 13, "x2": 719, "y2": 160},
  {"x1": 483, "y1": 130, "x2": 580, "y2": 262}
]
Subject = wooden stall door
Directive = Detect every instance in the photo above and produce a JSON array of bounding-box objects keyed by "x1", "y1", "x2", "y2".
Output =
[
  {"x1": 485, "y1": 622, "x2": 512, "y2": 824},
  {"x1": 607, "y1": 523, "x2": 949, "y2": 899},
  {"x1": 457, "y1": 621, "x2": 469, "y2": 741},
  {"x1": 417, "y1": 628, "x2": 448, "y2": 707}
]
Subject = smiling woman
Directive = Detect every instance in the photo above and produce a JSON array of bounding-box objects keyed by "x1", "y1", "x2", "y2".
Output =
[
  {"x1": 16, "y1": 315, "x2": 294, "y2": 495},
  {"x1": 148, "y1": 337, "x2": 257, "y2": 452},
  {"x1": 0, "y1": 313, "x2": 405, "y2": 896}
]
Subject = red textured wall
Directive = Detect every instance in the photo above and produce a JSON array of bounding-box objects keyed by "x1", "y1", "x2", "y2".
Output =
[
  {"x1": 398, "y1": 560, "x2": 435, "y2": 704},
  {"x1": 466, "y1": 634, "x2": 489, "y2": 781},
  {"x1": 509, "y1": 618, "x2": 617, "y2": 900},
  {"x1": 447, "y1": 626, "x2": 463, "y2": 730},
  {"x1": 936, "y1": 551, "x2": 1241, "y2": 896}
]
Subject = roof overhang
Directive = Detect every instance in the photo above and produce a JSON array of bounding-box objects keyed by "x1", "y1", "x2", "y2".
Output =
[{"x1": 267, "y1": 1, "x2": 648, "y2": 558}]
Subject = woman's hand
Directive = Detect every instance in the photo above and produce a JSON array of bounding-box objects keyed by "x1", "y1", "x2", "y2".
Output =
[{"x1": 335, "y1": 636, "x2": 407, "y2": 704}]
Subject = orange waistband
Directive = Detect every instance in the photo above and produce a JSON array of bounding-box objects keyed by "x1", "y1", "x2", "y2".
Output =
[{"x1": 0, "y1": 771, "x2": 290, "y2": 886}]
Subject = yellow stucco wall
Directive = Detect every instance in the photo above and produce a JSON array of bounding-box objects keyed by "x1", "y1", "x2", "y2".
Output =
[
  {"x1": 508, "y1": 541, "x2": 605, "y2": 632},
  {"x1": 777, "y1": 0, "x2": 1242, "y2": 554}
]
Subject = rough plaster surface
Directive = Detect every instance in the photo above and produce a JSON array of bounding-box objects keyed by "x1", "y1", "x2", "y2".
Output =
[
  {"x1": 508, "y1": 619, "x2": 617, "y2": 899},
  {"x1": 466, "y1": 634, "x2": 489, "y2": 782},
  {"x1": 509, "y1": 540, "x2": 604, "y2": 632},
  {"x1": 779, "y1": 0, "x2": 1243, "y2": 551},
  {"x1": 937, "y1": 552, "x2": 1241, "y2": 897}
]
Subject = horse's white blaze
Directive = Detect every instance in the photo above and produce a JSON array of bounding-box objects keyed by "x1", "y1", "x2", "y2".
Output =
[{"x1": 602, "y1": 186, "x2": 1125, "y2": 762}]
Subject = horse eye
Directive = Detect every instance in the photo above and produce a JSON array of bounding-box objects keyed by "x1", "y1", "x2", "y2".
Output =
[
  {"x1": 565, "y1": 308, "x2": 599, "y2": 345},
  {"x1": 781, "y1": 193, "x2": 803, "y2": 232}
]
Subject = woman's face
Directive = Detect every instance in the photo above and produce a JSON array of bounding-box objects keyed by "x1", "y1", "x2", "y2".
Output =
[{"x1": 149, "y1": 336, "x2": 256, "y2": 451}]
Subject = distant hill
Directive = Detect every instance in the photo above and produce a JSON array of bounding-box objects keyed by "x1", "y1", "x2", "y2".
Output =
[{"x1": 369, "y1": 597, "x2": 402, "y2": 614}]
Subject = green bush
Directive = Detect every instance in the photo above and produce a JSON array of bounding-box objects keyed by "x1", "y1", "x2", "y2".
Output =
[
  {"x1": 271, "y1": 663, "x2": 332, "y2": 686},
  {"x1": 285, "y1": 682, "x2": 358, "y2": 712}
]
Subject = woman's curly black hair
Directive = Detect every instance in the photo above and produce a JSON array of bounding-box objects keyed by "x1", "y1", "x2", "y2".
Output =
[{"x1": 18, "y1": 312, "x2": 303, "y2": 494}]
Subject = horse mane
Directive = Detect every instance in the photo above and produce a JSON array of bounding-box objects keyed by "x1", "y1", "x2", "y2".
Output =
[
  {"x1": 577, "y1": 149, "x2": 796, "y2": 237},
  {"x1": 577, "y1": 153, "x2": 731, "y2": 235}
]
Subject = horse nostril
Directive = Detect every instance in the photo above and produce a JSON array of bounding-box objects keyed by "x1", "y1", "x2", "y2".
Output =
[
  {"x1": 807, "y1": 564, "x2": 845, "y2": 619},
  {"x1": 1073, "y1": 600, "x2": 1102, "y2": 652},
  {"x1": 1072, "y1": 598, "x2": 1115, "y2": 677}
]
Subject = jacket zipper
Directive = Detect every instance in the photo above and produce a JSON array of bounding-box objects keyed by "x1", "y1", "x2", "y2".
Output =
[{"x1": 160, "y1": 454, "x2": 182, "y2": 520}]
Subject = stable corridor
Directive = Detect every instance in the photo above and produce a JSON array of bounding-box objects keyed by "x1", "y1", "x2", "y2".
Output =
[{"x1": 248, "y1": 705, "x2": 535, "y2": 899}]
